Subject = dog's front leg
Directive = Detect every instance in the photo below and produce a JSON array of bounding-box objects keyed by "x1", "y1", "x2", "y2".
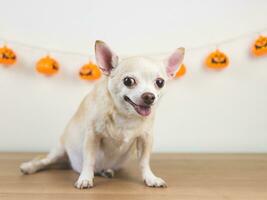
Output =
[
  {"x1": 75, "y1": 132, "x2": 99, "y2": 189},
  {"x1": 137, "y1": 134, "x2": 167, "y2": 188}
]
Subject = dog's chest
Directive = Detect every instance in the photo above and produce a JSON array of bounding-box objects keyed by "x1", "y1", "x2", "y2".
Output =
[
  {"x1": 95, "y1": 114, "x2": 142, "y2": 152},
  {"x1": 94, "y1": 111, "x2": 143, "y2": 137},
  {"x1": 106, "y1": 116, "x2": 142, "y2": 141},
  {"x1": 93, "y1": 117, "x2": 141, "y2": 170}
]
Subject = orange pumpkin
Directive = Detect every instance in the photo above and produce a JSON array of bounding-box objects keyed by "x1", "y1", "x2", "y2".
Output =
[
  {"x1": 205, "y1": 49, "x2": 229, "y2": 69},
  {"x1": 79, "y1": 62, "x2": 101, "y2": 80},
  {"x1": 251, "y1": 35, "x2": 267, "y2": 56},
  {"x1": 175, "y1": 64, "x2": 186, "y2": 78},
  {"x1": 0, "y1": 46, "x2": 16, "y2": 65},
  {"x1": 36, "y1": 56, "x2": 59, "y2": 76}
]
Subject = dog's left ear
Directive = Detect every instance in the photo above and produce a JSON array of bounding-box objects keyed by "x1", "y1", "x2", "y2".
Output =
[
  {"x1": 95, "y1": 40, "x2": 119, "y2": 75},
  {"x1": 165, "y1": 47, "x2": 185, "y2": 78}
]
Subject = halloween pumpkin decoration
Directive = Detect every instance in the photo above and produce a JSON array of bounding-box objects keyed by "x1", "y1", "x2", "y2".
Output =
[
  {"x1": 205, "y1": 49, "x2": 229, "y2": 69},
  {"x1": 79, "y1": 62, "x2": 101, "y2": 80},
  {"x1": 175, "y1": 64, "x2": 186, "y2": 78},
  {"x1": 251, "y1": 35, "x2": 267, "y2": 56},
  {"x1": 0, "y1": 46, "x2": 16, "y2": 65},
  {"x1": 36, "y1": 55, "x2": 59, "y2": 76}
]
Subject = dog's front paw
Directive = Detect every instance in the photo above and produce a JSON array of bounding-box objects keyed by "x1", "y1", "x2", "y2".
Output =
[
  {"x1": 75, "y1": 178, "x2": 94, "y2": 189},
  {"x1": 144, "y1": 176, "x2": 167, "y2": 188},
  {"x1": 20, "y1": 161, "x2": 37, "y2": 174}
]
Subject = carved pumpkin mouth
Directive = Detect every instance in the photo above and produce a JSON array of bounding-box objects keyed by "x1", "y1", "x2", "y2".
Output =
[
  {"x1": 80, "y1": 70, "x2": 93, "y2": 76},
  {"x1": 2, "y1": 54, "x2": 16, "y2": 60},
  {"x1": 211, "y1": 57, "x2": 227, "y2": 64},
  {"x1": 255, "y1": 42, "x2": 267, "y2": 49}
]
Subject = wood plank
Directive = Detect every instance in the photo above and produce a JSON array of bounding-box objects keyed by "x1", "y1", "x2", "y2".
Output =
[{"x1": 0, "y1": 153, "x2": 267, "y2": 200}]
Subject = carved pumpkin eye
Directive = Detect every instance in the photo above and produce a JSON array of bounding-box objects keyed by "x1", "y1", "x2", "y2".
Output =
[
  {"x1": 36, "y1": 56, "x2": 59, "y2": 76},
  {"x1": 252, "y1": 35, "x2": 267, "y2": 57},
  {"x1": 79, "y1": 62, "x2": 101, "y2": 81},
  {"x1": 205, "y1": 49, "x2": 229, "y2": 69},
  {"x1": 123, "y1": 77, "x2": 136, "y2": 88},
  {"x1": 0, "y1": 46, "x2": 16, "y2": 65}
]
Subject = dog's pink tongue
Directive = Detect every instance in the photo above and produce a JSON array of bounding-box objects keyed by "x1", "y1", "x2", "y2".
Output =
[{"x1": 136, "y1": 106, "x2": 151, "y2": 117}]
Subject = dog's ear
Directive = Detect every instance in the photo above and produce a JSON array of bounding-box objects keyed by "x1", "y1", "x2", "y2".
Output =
[
  {"x1": 95, "y1": 40, "x2": 118, "y2": 75},
  {"x1": 165, "y1": 47, "x2": 185, "y2": 78}
]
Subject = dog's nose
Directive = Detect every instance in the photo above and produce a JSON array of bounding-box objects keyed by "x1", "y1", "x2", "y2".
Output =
[{"x1": 141, "y1": 92, "x2": 155, "y2": 105}]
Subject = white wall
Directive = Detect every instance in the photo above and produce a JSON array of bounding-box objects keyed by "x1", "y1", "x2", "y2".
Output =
[{"x1": 0, "y1": 0, "x2": 267, "y2": 152}]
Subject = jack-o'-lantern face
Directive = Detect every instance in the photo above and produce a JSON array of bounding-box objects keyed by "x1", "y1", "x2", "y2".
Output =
[
  {"x1": 252, "y1": 36, "x2": 267, "y2": 56},
  {"x1": 36, "y1": 56, "x2": 59, "y2": 76},
  {"x1": 0, "y1": 46, "x2": 16, "y2": 65},
  {"x1": 79, "y1": 62, "x2": 101, "y2": 80},
  {"x1": 205, "y1": 49, "x2": 229, "y2": 69},
  {"x1": 175, "y1": 63, "x2": 186, "y2": 78}
]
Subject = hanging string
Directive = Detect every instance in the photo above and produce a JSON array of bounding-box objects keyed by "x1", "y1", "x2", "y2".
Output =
[
  {"x1": 189, "y1": 27, "x2": 267, "y2": 51},
  {"x1": 1, "y1": 27, "x2": 267, "y2": 57},
  {"x1": 145, "y1": 27, "x2": 267, "y2": 57},
  {"x1": 0, "y1": 37, "x2": 88, "y2": 57}
]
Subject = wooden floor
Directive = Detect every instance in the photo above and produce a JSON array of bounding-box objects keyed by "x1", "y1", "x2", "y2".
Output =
[{"x1": 0, "y1": 153, "x2": 267, "y2": 200}]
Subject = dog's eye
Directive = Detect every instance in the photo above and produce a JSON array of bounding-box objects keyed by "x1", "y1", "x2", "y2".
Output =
[
  {"x1": 123, "y1": 77, "x2": 136, "y2": 87},
  {"x1": 155, "y1": 78, "x2": 164, "y2": 88}
]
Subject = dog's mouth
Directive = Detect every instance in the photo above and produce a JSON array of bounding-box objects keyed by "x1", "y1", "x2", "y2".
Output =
[{"x1": 123, "y1": 96, "x2": 151, "y2": 117}]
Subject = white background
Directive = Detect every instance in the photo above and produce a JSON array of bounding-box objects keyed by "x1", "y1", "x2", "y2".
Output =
[{"x1": 0, "y1": 0, "x2": 267, "y2": 152}]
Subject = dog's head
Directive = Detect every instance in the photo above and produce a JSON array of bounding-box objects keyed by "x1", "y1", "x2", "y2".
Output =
[{"x1": 95, "y1": 40, "x2": 184, "y2": 118}]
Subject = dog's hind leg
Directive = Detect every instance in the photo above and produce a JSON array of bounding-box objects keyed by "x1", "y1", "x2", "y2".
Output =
[
  {"x1": 20, "y1": 143, "x2": 67, "y2": 174},
  {"x1": 95, "y1": 169, "x2": 115, "y2": 178}
]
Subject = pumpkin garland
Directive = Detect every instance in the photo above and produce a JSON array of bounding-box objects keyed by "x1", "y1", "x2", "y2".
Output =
[
  {"x1": 205, "y1": 49, "x2": 229, "y2": 69},
  {"x1": 0, "y1": 46, "x2": 16, "y2": 65},
  {"x1": 79, "y1": 62, "x2": 101, "y2": 80},
  {"x1": 1, "y1": 29, "x2": 267, "y2": 80},
  {"x1": 251, "y1": 35, "x2": 267, "y2": 56},
  {"x1": 36, "y1": 55, "x2": 59, "y2": 76}
]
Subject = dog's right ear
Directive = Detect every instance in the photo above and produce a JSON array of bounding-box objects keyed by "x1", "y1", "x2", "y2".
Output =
[
  {"x1": 165, "y1": 47, "x2": 185, "y2": 79},
  {"x1": 95, "y1": 40, "x2": 118, "y2": 75}
]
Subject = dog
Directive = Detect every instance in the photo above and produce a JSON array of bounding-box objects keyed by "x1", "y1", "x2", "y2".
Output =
[{"x1": 20, "y1": 40, "x2": 185, "y2": 188}]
